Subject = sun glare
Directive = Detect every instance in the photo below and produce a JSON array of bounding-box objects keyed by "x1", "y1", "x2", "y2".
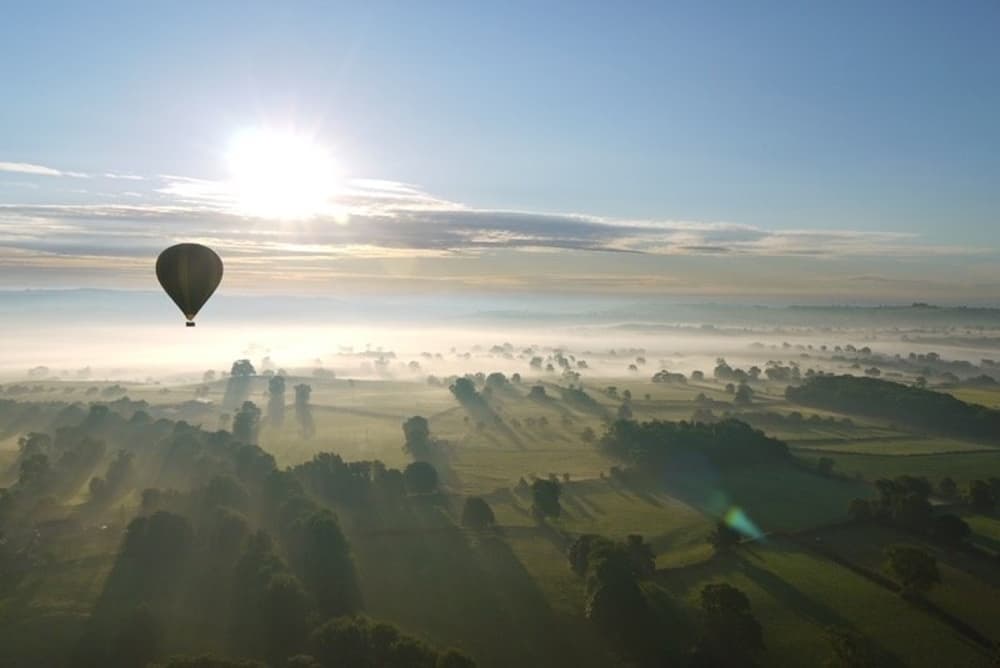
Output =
[{"x1": 226, "y1": 128, "x2": 341, "y2": 220}]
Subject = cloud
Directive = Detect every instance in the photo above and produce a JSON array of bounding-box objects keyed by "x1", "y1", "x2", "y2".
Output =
[
  {"x1": 103, "y1": 172, "x2": 144, "y2": 181},
  {"x1": 0, "y1": 161, "x2": 89, "y2": 178},
  {"x1": 0, "y1": 162, "x2": 995, "y2": 297},
  {"x1": 0, "y1": 175, "x2": 986, "y2": 264}
]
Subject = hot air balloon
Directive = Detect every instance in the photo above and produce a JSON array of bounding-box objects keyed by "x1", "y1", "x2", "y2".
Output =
[{"x1": 155, "y1": 243, "x2": 223, "y2": 326}]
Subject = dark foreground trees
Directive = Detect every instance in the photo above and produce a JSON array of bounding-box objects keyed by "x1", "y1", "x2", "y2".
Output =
[
  {"x1": 307, "y1": 616, "x2": 475, "y2": 668},
  {"x1": 531, "y1": 478, "x2": 561, "y2": 519},
  {"x1": 884, "y1": 544, "x2": 940, "y2": 596},
  {"x1": 690, "y1": 583, "x2": 764, "y2": 667},
  {"x1": 461, "y1": 497, "x2": 495, "y2": 530},
  {"x1": 600, "y1": 418, "x2": 789, "y2": 474}
]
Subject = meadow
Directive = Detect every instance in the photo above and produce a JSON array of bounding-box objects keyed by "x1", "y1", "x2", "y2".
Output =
[{"x1": 2, "y1": 328, "x2": 1000, "y2": 667}]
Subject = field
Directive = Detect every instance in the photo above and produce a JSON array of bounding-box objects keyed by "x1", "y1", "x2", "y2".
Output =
[
  {"x1": 3, "y1": 350, "x2": 1000, "y2": 668},
  {"x1": 812, "y1": 524, "x2": 1000, "y2": 643},
  {"x1": 655, "y1": 538, "x2": 988, "y2": 668}
]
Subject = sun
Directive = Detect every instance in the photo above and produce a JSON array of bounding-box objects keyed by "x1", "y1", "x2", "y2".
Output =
[{"x1": 226, "y1": 128, "x2": 341, "y2": 220}]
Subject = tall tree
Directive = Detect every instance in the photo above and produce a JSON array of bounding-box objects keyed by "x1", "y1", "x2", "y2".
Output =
[
  {"x1": 294, "y1": 384, "x2": 315, "y2": 439},
  {"x1": 232, "y1": 401, "x2": 262, "y2": 445},
  {"x1": 267, "y1": 376, "x2": 286, "y2": 429}
]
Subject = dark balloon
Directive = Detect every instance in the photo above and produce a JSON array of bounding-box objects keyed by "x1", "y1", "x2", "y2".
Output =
[{"x1": 155, "y1": 243, "x2": 223, "y2": 326}]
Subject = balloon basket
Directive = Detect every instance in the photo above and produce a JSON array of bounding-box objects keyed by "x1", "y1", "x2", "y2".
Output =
[{"x1": 186, "y1": 321, "x2": 196, "y2": 327}]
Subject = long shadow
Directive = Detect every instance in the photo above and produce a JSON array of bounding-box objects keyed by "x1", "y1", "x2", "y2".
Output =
[
  {"x1": 735, "y1": 553, "x2": 851, "y2": 629},
  {"x1": 469, "y1": 531, "x2": 616, "y2": 667},
  {"x1": 460, "y1": 396, "x2": 527, "y2": 450},
  {"x1": 560, "y1": 490, "x2": 594, "y2": 521},
  {"x1": 351, "y1": 502, "x2": 609, "y2": 667}
]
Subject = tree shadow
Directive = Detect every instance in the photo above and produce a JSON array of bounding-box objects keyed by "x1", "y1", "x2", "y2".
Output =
[
  {"x1": 351, "y1": 502, "x2": 612, "y2": 667},
  {"x1": 734, "y1": 553, "x2": 850, "y2": 629}
]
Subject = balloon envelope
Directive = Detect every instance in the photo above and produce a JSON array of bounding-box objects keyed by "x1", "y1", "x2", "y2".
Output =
[{"x1": 155, "y1": 243, "x2": 223, "y2": 325}]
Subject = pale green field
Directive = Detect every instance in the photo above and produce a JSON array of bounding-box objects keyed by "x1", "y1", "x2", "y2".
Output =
[{"x1": 947, "y1": 386, "x2": 1000, "y2": 409}]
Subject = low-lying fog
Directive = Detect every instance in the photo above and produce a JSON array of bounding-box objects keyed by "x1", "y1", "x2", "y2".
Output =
[{"x1": 6, "y1": 289, "x2": 1000, "y2": 384}]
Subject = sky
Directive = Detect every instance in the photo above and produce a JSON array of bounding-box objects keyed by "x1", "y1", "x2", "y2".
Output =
[{"x1": 0, "y1": 0, "x2": 998, "y2": 303}]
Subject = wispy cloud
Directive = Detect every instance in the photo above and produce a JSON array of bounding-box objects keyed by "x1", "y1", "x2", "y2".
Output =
[
  {"x1": 0, "y1": 160, "x2": 995, "y2": 297},
  {"x1": 0, "y1": 176, "x2": 986, "y2": 261},
  {"x1": 0, "y1": 161, "x2": 89, "y2": 178}
]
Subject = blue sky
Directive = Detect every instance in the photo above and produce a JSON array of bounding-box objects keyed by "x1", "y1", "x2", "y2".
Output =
[{"x1": 0, "y1": 1, "x2": 998, "y2": 301}]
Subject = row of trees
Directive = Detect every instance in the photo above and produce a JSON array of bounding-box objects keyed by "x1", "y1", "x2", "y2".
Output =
[
  {"x1": 786, "y1": 375, "x2": 1000, "y2": 441},
  {"x1": 599, "y1": 418, "x2": 790, "y2": 473}
]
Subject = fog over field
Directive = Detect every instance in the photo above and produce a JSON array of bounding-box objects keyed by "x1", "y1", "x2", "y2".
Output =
[{"x1": 8, "y1": 290, "x2": 1000, "y2": 381}]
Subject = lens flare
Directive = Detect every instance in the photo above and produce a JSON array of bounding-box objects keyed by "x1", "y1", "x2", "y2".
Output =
[{"x1": 723, "y1": 506, "x2": 763, "y2": 540}]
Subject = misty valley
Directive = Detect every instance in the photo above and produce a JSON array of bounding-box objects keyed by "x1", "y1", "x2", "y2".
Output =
[{"x1": 1, "y1": 302, "x2": 999, "y2": 667}]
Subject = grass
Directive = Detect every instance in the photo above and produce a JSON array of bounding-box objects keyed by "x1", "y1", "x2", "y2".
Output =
[
  {"x1": 792, "y1": 436, "x2": 996, "y2": 455},
  {"x1": 0, "y1": 527, "x2": 119, "y2": 667},
  {"x1": 813, "y1": 523, "x2": 1000, "y2": 643},
  {"x1": 346, "y1": 500, "x2": 627, "y2": 668},
  {"x1": 963, "y1": 513, "x2": 1000, "y2": 555},
  {"x1": 947, "y1": 387, "x2": 1000, "y2": 410},
  {"x1": 660, "y1": 464, "x2": 869, "y2": 533},
  {"x1": 655, "y1": 538, "x2": 987, "y2": 668},
  {"x1": 814, "y1": 451, "x2": 1000, "y2": 485}
]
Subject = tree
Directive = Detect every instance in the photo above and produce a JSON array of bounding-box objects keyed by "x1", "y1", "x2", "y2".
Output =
[
  {"x1": 707, "y1": 521, "x2": 741, "y2": 552},
  {"x1": 308, "y1": 616, "x2": 456, "y2": 668},
  {"x1": 884, "y1": 544, "x2": 940, "y2": 595},
  {"x1": 848, "y1": 498, "x2": 873, "y2": 522},
  {"x1": 625, "y1": 534, "x2": 655, "y2": 578},
  {"x1": 151, "y1": 657, "x2": 266, "y2": 668},
  {"x1": 296, "y1": 512, "x2": 362, "y2": 618},
  {"x1": 461, "y1": 497, "x2": 495, "y2": 530},
  {"x1": 581, "y1": 427, "x2": 596, "y2": 443},
  {"x1": 616, "y1": 402, "x2": 633, "y2": 421},
  {"x1": 969, "y1": 479, "x2": 994, "y2": 512},
  {"x1": 294, "y1": 384, "x2": 315, "y2": 439},
  {"x1": 733, "y1": 382, "x2": 754, "y2": 405},
  {"x1": 938, "y1": 476, "x2": 957, "y2": 499},
  {"x1": 567, "y1": 534, "x2": 606, "y2": 576},
  {"x1": 402, "y1": 416, "x2": 431, "y2": 458},
  {"x1": 697, "y1": 583, "x2": 763, "y2": 665},
  {"x1": 931, "y1": 514, "x2": 970, "y2": 546},
  {"x1": 267, "y1": 375, "x2": 286, "y2": 428},
  {"x1": 18, "y1": 453, "x2": 50, "y2": 489},
  {"x1": 528, "y1": 385, "x2": 547, "y2": 400},
  {"x1": 485, "y1": 372, "x2": 508, "y2": 388},
  {"x1": 404, "y1": 462, "x2": 439, "y2": 494},
  {"x1": 825, "y1": 626, "x2": 903, "y2": 668},
  {"x1": 531, "y1": 479, "x2": 561, "y2": 519},
  {"x1": 232, "y1": 401, "x2": 261, "y2": 445},
  {"x1": 449, "y1": 377, "x2": 481, "y2": 405},
  {"x1": 112, "y1": 604, "x2": 160, "y2": 668},
  {"x1": 230, "y1": 359, "x2": 256, "y2": 377},
  {"x1": 261, "y1": 573, "x2": 309, "y2": 660}
]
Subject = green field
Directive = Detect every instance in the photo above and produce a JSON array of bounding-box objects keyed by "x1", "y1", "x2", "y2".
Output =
[
  {"x1": 793, "y1": 436, "x2": 997, "y2": 455},
  {"x1": 964, "y1": 514, "x2": 1000, "y2": 555},
  {"x1": 655, "y1": 539, "x2": 988, "y2": 668},
  {"x1": 811, "y1": 451, "x2": 1000, "y2": 485},
  {"x1": 4, "y1": 367, "x2": 1000, "y2": 667},
  {"x1": 814, "y1": 523, "x2": 1000, "y2": 643}
]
